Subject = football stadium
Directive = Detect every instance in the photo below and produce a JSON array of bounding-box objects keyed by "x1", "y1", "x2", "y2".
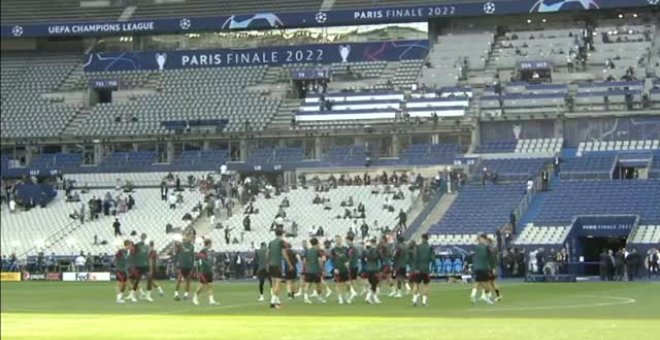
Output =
[{"x1": 1, "y1": 0, "x2": 660, "y2": 339}]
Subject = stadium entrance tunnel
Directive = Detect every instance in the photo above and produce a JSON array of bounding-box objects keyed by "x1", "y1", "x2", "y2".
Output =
[{"x1": 578, "y1": 236, "x2": 627, "y2": 276}]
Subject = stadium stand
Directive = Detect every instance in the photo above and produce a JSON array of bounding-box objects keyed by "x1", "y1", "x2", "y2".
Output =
[
  {"x1": 210, "y1": 184, "x2": 419, "y2": 252},
  {"x1": 430, "y1": 183, "x2": 526, "y2": 235},
  {"x1": 576, "y1": 139, "x2": 660, "y2": 155},
  {"x1": 514, "y1": 225, "x2": 571, "y2": 245},
  {"x1": 532, "y1": 180, "x2": 660, "y2": 226},
  {"x1": 131, "y1": 0, "x2": 323, "y2": 20},
  {"x1": 480, "y1": 158, "x2": 546, "y2": 181},
  {"x1": 0, "y1": 0, "x2": 124, "y2": 24},
  {"x1": 628, "y1": 225, "x2": 660, "y2": 244},
  {"x1": 559, "y1": 153, "x2": 617, "y2": 180}
]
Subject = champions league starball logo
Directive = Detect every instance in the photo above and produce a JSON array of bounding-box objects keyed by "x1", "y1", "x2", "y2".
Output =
[
  {"x1": 483, "y1": 2, "x2": 496, "y2": 14},
  {"x1": 647, "y1": 0, "x2": 659, "y2": 5},
  {"x1": 11, "y1": 25, "x2": 23, "y2": 37},
  {"x1": 315, "y1": 12, "x2": 327, "y2": 24},
  {"x1": 530, "y1": 0, "x2": 599, "y2": 13},
  {"x1": 221, "y1": 13, "x2": 283, "y2": 30},
  {"x1": 179, "y1": 18, "x2": 191, "y2": 30}
]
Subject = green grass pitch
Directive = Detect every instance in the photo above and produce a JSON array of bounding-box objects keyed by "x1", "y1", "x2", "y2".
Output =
[{"x1": 1, "y1": 280, "x2": 659, "y2": 339}]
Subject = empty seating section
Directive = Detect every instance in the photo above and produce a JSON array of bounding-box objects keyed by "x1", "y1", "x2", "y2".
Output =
[
  {"x1": 574, "y1": 81, "x2": 644, "y2": 112},
  {"x1": 247, "y1": 147, "x2": 305, "y2": 164},
  {"x1": 298, "y1": 91, "x2": 403, "y2": 122},
  {"x1": 170, "y1": 150, "x2": 228, "y2": 171},
  {"x1": 406, "y1": 91, "x2": 470, "y2": 118},
  {"x1": 481, "y1": 158, "x2": 546, "y2": 181},
  {"x1": 429, "y1": 233, "x2": 495, "y2": 247},
  {"x1": 577, "y1": 139, "x2": 660, "y2": 156},
  {"x1": 430, "y1": 184, "x2": 525, "y2": 235},
  {"x1": 98, "y1": 151, "x2": 157, "y2": 172},
  {"x1": 1, "y1": 53, "x2": 80, "y2": 138},
  {"x1": 1, "y1": 0, "x2": 123, "y2": 24},
  {"x1": 30, "y1": 153, "x2": 83, "y2": 172},
  {"x1": 75, "y1": 67, "x2": 277, "y2": 136},
  {"x1": 533, "y1": 180, "x2": 660, "y2": 226},
  {"x1": 560, "y1": 154, "x2": 616, "y2": 180},
  {"x1": 477, "y1": 138, "x2": 562, "y2": 154},
  {"x1": 496, "y1": 28, "x2": 579, "y2": 69},
  {"x1": 514, "y1": 226, "x2": 570, "y2": 245},
  {"x1": 211, "y1": 185, "x2": 418, "y2": 252},
  {"x1": 476, "y1": 140, "x2": 517, "y2": 153},
  {"x1": 322, "y1": 145, "x2": 368, "y2": 167},
  {"x1": 421, "y1": 30, "x2": 493, "y2": 87},
  {"x1": 132, "y1": 0, "x2": 322, "y2": 19},
  {"x1": 628, "y1": 225, "x2": 660, "y2": 244},
  {"x1": 66, "y1": 171, "x2": 208, "y2": 187},
  {"x1": 399, "y1": 144, "x2": 458, "y2": 165},
  {"x1": 651, "y1": 154, "x2": 660, "y2": 179}
]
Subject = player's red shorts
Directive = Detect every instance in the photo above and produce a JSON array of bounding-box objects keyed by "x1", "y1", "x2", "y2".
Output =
[
  {"x1": 381, "y1": 265, "x2": 392, "y2": 275},
  {"x1": 349, "y1": 267, "x2": 359, "y2": 280},
  {"x1": 199, "y1": 272, "x2": 213, "y2": 284},
  {"x1": 130, "y1": 267, "x2": 148, "y2": 280},
  {"x1": 334, "y1": 272, "x2": 350, "y2": 283},
  {"x1": 360, "y1": 270, "x2": 369, "y2": 279},
  {"x1": 413, "y1": 273, "x2": 430, "y2": 284},
  {"x1": 177, "y1": 268, "x2": 192, "y2": 280},
  {"x1": 116, "y1": 271, "x2": 127, "y2": 283}
]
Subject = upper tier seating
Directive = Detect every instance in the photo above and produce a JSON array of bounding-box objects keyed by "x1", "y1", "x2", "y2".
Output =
[
  {"x1": 560, "y1": 154, "x2": 616, "y2": 180},
  {"x1": 430, "y1": 184, "x2": 525, "y2": 235},
  {"x1": 477, "y1": 138, "x2": 562, "y2": 154},
  {"x1": 576, "y1": 139, "x2": 660, "y2": 156},
  {"x1": 30, "y1": 153, "x2": 83, "y2": 172},
  {"x1": 1, "y1": 53, "x2": 81, "y2": 138},
  {"x1": 74, "y1": 67, "x2": 277, "y2": 136},
  {"x1": 399, "y1": 144, "x2": 458, "y2": 165},
  {"x1": 247, "y1": 147, "x2": 305, "y2": 164},
  {"x1": 532, "y1": 180, "x2": 660, "y2": 226}
]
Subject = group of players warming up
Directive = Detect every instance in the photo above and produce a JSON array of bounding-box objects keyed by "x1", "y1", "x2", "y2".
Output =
[
  {"x1": 253, "y1": 230, "x2": 437, "y2": 308},
  {"x1": 113, "y1": 230, "x2": 502, "y2": 308}
]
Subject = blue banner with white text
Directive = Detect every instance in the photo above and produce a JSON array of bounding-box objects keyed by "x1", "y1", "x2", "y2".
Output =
[
  {"x1": 83, "y1": 40, "x2": 430, "y2": 72},
  {"x1": 2, "y1": 0, "x2": 656, "y2": 39}
]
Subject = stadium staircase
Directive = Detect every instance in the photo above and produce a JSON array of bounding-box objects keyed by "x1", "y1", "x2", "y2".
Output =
[
  {"x1": 118, "y1": 6, "x2": 136, "y2": 21},
  {"x1": 269, "y1": 99, "x2": 300, "y2": 130},
  {"x1": 517, "y1": 170, "x2": 560, "y2": 229},
  {"x1": 319, "y1": 0, "x2": 336, "y2": 11},
  {"x1": 20, "y1": 220, "x2": 80, "y2": 258},
  {"x1": 61, "y1": 108, "x2": 92, "y2": 136},
  {"x1": 261, "y1": 67, "x2": 284, "y2": 85},
  {"x1": 410, "y1": 192, "x2": 456, "y2": 240},
  {"x1": 403, "y1": 190, "x2": 442, "y2": 239}
]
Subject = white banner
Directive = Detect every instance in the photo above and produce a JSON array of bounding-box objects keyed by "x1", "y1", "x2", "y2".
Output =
[{"x1": 62, "y1": 272, "x2": 111, "y2": 281}]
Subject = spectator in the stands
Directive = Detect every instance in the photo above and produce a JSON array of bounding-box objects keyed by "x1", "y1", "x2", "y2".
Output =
[
  {"x1": 113, "y1": 218, "x2": 122, "y2": 236},
  {"x1": 243, "y1": 215, "x2": 251, "y2": 232},
  {"x1": 313, "y1": 194, "x2": 322, "y2": 205},
  {"x1": 280, "y1": 196, "x2": 290, "y2": 208},
  {"x1": 168, "y1": 191, "x2": 177, "y2": 209},
  {"x1": 526, "y1": 178, "x2": 535, "y2": 193},
  {"x1": 160, "y1": 181, "x2": 168, "y2": 201},
  {"x1": 316, "y1": 226, "x2": 324, "y2": 237},
  {"x1": 175, "y1": 176, "x2": 182, "y2": 191},
  {"x1": 553, "y1": 155, "x2": 561, "y2": 176},
  {"x1": 323, "y1": 198, "x2": 331, "y2": 210},
  {"x1": 541, "y1": 169, "x2": 549, "y2": 191},
  {"x1": 360, "y1": 220, "x2": 369, "y2": 239},
  {"x1": 396, "y1": 209, "x2": 407, "y2": 230}
]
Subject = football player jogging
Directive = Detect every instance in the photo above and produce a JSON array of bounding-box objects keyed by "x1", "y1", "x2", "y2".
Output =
[
  {"x1": 406, "y1": 240, "x2": 417, "y2": 294},
  {"x1": 345, "y1": 235, "x2": 359, "y2": 300},
  {"x1": 148, "y1": 241, "x2": 165, "y2": 297},
  {"x1": 128, "y1": 233, "x2": 152, "y2": 303},
  {"x1": 192, "y1": 238, "x2": 219, "y2": 306},
  {"x1": 486, "y1": 237, "x2": 502, "y2": 302},
  {"x1": 267, "y1": 229, "x2": 293, "y2": 309},
  {"x1": 470, "y1": 234, "x2": 495, "y2": 304},
  {"x1": 174, "y1": 235, "x2": 195, "y2": 301},
  {"x1": 303, "y1": 238, "x2": 327, "y2": 304},
  {"x1": 331, "y1": 235, "x2": 351, "y2": 304},
  {"x1": 114, "y1": 240, "x2": 132, "y2": 303},
  {"x1": 364, "y1": 238, "x2": 382, "y2": 304},
  {"x1": 254, "y1": 242, "x2": 272, "y2": 302},
  {"x1": 284, "y1": 243, "x2": 300, "y2": 300},
  {"x1": 294, "y1": 240, "x2": 307, "y2": 297},
  {"x1": 393, "y1": 235, "x2": 408, "y2": 298},
  {"x1": 378, "y1": 236, "x2": 396, "y2": 297},
  {"x1": 411, "y1": 234, "x2": 434, "y2": 307}
]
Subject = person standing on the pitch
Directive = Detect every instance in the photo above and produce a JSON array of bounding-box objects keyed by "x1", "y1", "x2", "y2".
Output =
[
  {"x1": 129, "y1": 233, "x2": 152, "y2": 303},
  {"x1": 284, "y1": 242, "x2": 300, "y2": 300},
  {"x1": 412, "y1": 234, "x2": 433, "y2": 306},
  {"x1": 114, "y1": 240, "x2": 132, "y2": 303},
  {"x1": 192, "y1": 238, "x2": 219, "y2": 306},
  {"x1": 254, "y1": 242, "x2": 271, "y2": 302},
  {"x1": 393, "y1": 235, "x2": 408, "y2": 298},
  {"x1": 331, "y1": 235, "x2": 351, "y2": 304},
  {"x1": 147, "y1": 241, "x2": 165, "y2": 297},
  {"x1": 174, "y1": 235, "x2": 195, "y2": 301},
  {"x1": 364, "y1": 238, "x2": 382, "y2": 304},
  {"x1": 470, "y1": 234, "x2": 494, "y2": 304},
  {"x1": 345, "y1": 235, "x2": 359, "y2": 300},
  {"x1": 303, "y1": 237, "x2": 326, "y2": 304},
  {"x1": 267, "y1": 229, "x2": 293, "y2": 309}
]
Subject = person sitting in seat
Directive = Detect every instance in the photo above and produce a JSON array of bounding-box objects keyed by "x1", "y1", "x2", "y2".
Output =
[
  {"x1": 280, "y1": 196, "x2": 290, "y2": 208},
  {"x1": 313, "y1": 194, "x2": 322, "y2": 205},
  {"x1": 393, "y1": 189, "x2": 404, "y2": 200}
]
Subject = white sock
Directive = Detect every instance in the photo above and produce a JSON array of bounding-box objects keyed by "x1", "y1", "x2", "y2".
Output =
[
  {"x1": 271, "y1": 295, "x2": 276, "y2": 304},
  {"x1": 157, "y1": 286, "x2": 164, "y2": 294},
  {"x1": 350, "y1": 287, "x2": 357, "y2": 295},
  {"x1": 304, "y1": 293, "x2": 309, "y2": 300},
  {"x1": 116, "y1": 293, "x2": 123, "y2": 300},
  {"x1": 422, "y1": 295, "x2": 428, "y2": 305},
  {"x1": 413, "y1": 294, "x2": 420, "y2": 303},
  {"x1": 146, "y1": 290, "x2": 152, "y2": 298},
  {"x1": 174, "y1": 291, "x2": 179, "y2": 297},
  {"x1": 470, "y1": 288, "x2": 477, "y2": 299},
  {"x1": 338, "y1": 295, "x2": 344, "y2": 303},
  {"x1": 209, "y1": 295, "x2": 216, "y2": 304},
  {"x1": 184, "y1": 292, "x2": 189, "y2": 298},
  {"x1": 140, "y1": 288, "x2": 146, "y2": 295}
]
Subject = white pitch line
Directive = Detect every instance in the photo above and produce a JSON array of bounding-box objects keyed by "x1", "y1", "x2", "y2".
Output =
[{"x1": 466, "y1": 295, "x2": 636, "y2": 313}]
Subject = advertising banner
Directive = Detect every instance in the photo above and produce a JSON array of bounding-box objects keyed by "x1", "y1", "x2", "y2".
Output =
[
  {"x1": 62, "y1": 272, "x2": 111, "y2": 281},
  {"x1": 88, "y1": 272, "x2": 111, "y2": 281},
  {"x1": 46, "y1": 272, "x2": 61, "y2": 281},
  {"x1": 0, "y1": 272, "x2": 21, "y2": 282},
  {"x1": 83, "y1": 40, "x2": 429, "y2": 72},
  {"x1": 2, "y1": 0, "x2": 656, "y2": 39}
]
